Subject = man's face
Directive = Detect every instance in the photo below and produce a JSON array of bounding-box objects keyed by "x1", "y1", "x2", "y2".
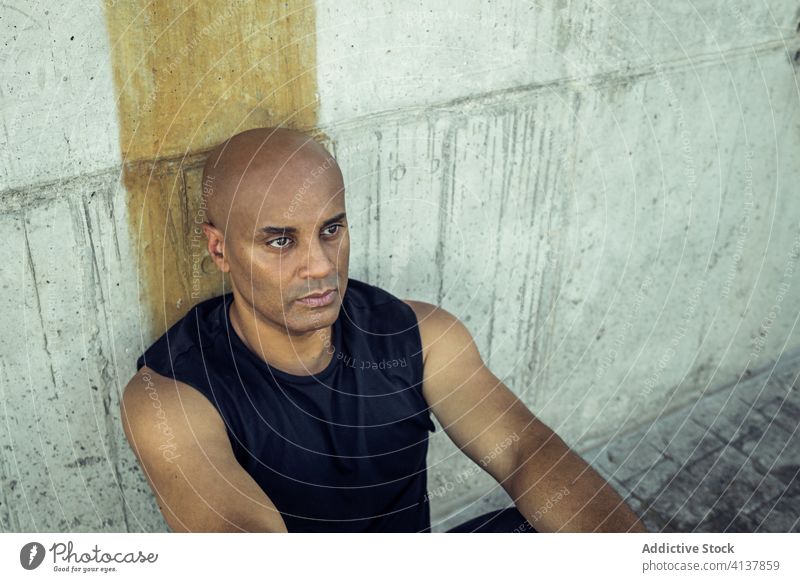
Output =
[{"x1": 223, "y1": 155, "x2": 350, "y2": 336}]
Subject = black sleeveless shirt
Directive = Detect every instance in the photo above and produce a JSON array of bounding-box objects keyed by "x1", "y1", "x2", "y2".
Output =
[{"x1": 135, "y1": 278, "x2": 437, "y2": 532}]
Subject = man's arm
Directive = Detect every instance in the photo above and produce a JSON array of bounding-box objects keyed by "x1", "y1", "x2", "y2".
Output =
[
  {"x1": 405, "y1": 300, "x2": 647, "y2": 533},
  {"x1": 120, "y1": 367, "x2": 288, "y2": 532}
]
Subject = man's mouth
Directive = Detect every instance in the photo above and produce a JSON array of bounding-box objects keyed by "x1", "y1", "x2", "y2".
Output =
[{"x1": 296, "y1": 288, "x2": 336, "y2": 307}]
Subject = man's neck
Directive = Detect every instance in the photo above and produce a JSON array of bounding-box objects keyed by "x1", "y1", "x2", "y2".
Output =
[{"x1": 228, "y1": 296, "x2": 334, "y2": 376}]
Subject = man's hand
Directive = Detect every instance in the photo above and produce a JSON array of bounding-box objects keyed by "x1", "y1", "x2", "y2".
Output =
[{"x1": 405, "y1": 300, "x2": 647, "y2": 533}]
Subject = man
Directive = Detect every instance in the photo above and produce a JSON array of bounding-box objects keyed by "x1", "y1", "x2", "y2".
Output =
[{"x1": 121, "y1": 127, "x2": 647, "y2": 533}]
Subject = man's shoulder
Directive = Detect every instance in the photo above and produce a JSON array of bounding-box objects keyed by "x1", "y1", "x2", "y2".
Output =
[
  {"x1": 121, "y1": 366, "x2": 193, "y2": 426},
  {"x1": 135, "y1": 292, "x2": 230, "y2": 372},
  {"x1": 399, "y1": 299, "x2": 473, "y2": 366},
  {"x1": 401, "y1": 299, "x2": 460, "y2": 329},
  {"x1": 401, "y1": 299, "x2": 437, "y2": 318}
]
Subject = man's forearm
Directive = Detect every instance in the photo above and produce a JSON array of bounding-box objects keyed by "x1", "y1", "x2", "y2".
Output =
[{"x1": 505, "y1": 426, "x2": 649, "y2": 532}]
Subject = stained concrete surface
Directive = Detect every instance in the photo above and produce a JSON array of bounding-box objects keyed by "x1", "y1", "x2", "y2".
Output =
[{"x1": 433, "y1": 348, "x2": 800, "y2": 532}]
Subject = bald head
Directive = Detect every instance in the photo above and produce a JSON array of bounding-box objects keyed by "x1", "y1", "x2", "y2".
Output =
[
  {"x1": 198, "y1": 126, "x2": 350, "y2": 338},
  {"x1": 201, "y1": 127, "x2": 340, "y2": 232}
]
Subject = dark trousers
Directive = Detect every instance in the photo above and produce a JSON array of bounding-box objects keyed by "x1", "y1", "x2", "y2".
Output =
[{"x1": 445, "y1": 506, "x2": 537, "y2": 533}]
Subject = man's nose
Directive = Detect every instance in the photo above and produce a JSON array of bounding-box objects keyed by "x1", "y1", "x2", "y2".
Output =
[{"x1": 300, "y1": 239, "x2": 335, "y2": 279}]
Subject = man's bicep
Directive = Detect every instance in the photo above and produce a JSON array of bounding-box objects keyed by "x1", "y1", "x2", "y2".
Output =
[
  {"x1": 414, "y1": 305, "x2": 540, "y2": 485},
  {"x1": 121, "y1": 369, "x2": 287, "y2": 532}
]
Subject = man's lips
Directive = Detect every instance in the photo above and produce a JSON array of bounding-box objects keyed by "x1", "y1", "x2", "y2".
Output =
[
  {"x1": 296, "y1": 288, "x2": 336, "y2": 307},
  {"x1": 299, "y1": 287, "x2": 336, "y2": 299}
]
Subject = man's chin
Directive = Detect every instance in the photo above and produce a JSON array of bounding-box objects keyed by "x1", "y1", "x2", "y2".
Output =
[{"x1": 285, "y1": 302, "x2": 340, "y2": 332}]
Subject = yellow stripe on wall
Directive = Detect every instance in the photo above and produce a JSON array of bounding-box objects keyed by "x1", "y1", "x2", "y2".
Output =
[{"x1": 104, "y1": 1, "x2": 317, "y2": 334}]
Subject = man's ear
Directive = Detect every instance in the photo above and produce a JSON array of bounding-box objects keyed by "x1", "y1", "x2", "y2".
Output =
[{"x1": 201, "y1": 222, "x2": 230, "y2": 273}]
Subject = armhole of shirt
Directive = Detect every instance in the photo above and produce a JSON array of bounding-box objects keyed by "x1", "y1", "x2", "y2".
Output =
[
  {"x1": 149, "y1": 352, "x2": 247, "y2": 463},
  {"x1": 397, "y1": 299, "x2": 437, "y2": 433}
]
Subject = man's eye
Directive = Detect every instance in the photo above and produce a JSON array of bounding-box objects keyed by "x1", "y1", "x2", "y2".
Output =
[
  {"x1": 323, "y1": 224, "x2": 343, "y2": 236},
  {"x1": 268, "y1": 237, "x2": 292, "y2": 249}
]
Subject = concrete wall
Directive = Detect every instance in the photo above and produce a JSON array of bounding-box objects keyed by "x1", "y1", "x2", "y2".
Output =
[
  {"x1": 1, "y1": 1, "x2": 121, "y2": 191},
  {"x1": 1, "y1": 0, "x2": 798, "y2": 531},
  {"x1": 0, "y1": 2, "x2": 155, "y2": 531}
]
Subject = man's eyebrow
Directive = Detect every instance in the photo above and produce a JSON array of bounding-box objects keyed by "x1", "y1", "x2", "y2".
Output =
[{"x1": 257, "y1": 212, "x2": 347, "y2": 236}]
